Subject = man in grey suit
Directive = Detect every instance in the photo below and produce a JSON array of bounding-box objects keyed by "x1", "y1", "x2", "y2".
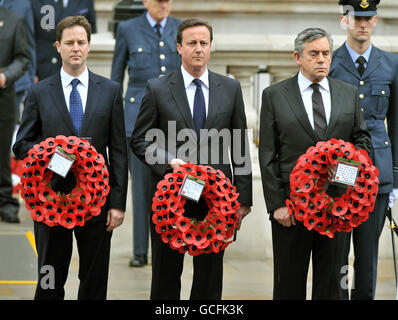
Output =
[
  {"x1": 0, "y1": 5, "x2": 30, "y2": 223},
  {"x1": 1, "y1": 0, "x2": 36, "y2": 124},
  {"x1": 111, "y1": 0, "x2": 181, "y2": 267},
  {"x1": 259, "y1": 27, "x2": 371, "y2": 299},
  {"x1": 131, "y1": 18, "x2": 252, "y2": 299}
]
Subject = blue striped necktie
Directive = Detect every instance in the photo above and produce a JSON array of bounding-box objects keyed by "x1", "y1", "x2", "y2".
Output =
[
  {"x1": 192, "y1": 79, "x2": 206, "y2": 138},
  {"x1": 69, "y1": 78, "x2": 84, "y2": 136}
]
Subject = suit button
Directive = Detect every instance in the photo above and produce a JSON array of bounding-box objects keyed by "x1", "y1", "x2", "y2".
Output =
[
  {"x1": 161, "y1": 66, "x2": 166, "y2": 72},
  {"x1": 359, "y1": 81, "x2": 364, "y2": 86},
  {"x1": 359, "y1": 94, "x2": 364, "y2": 99},
  {"x1": 130, "y1": 97, "x2": 135, "y2": 103},
  {"x1": 159, "y1": 41, "x2": 165, "y2": 47},
  {"x1": 160, "y1": 54, "x2": 166, "y2": 60},
  {"x1": 51, "y1": 57, "x2": 57, "y2": 64}
]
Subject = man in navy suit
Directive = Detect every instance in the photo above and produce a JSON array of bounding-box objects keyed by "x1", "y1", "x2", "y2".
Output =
[
  {"x1": 111, "y1": 0, "x2": 181, "y2": 267},
  {"x1": 0, "y1": 0, "x2": 36, "y2": 123},
  {"x1": 32, "y1": 0, "x2": 96, "y2": 81},
  {"x1": 330, "y1": 0, "x2": 398, "y2": 299},
  {"x1": 13, "y1": 16, "x2": 127, "y2": 300}
]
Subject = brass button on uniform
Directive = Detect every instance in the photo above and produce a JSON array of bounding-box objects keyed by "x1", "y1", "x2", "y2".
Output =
[
  {"x1": 130, "y1": 97, "x2": 135, "y2": 103},
  {"x1": 160, "y1": 54, "x2": 166, "y2": 60},
  {"x1": 138, "y1": 47, "x2": 143, "y2": 53},
  {"x1": 359, "y1": 94, "x2": 364, "y2": 99},
  {"x1": 361, "y1": 108, "x2": 364, "y2": 112},
  {"x1": 381, "y1": 90, "x2": 386, "y2": 95},
  {"x1": 385, "y1": 141, "x2": 389, "y2": 146},
  {"x1": 161, "y1": 66, "x2": 166, "y2": 72},
  {"x1": 359, "y1": 80, "x2": 364, "y2": 86},
  {"x1": 159, "y1": 41, "x2": 165, "y2": 47}
]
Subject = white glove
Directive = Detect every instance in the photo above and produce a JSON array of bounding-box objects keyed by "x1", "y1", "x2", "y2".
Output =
[{"x1": 388, "y1": 188, "x2": 398, "y2": 208}]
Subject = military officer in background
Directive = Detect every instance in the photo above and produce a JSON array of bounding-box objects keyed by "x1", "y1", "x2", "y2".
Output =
[
  {"x1": 330, "y1": 0, "x2": 398, "y2": 299},
  {"x1": 111, "y1": 0, "x2": 181, "y2": 267},
  {"x1": 32, "y1": 0, "x2": 97, "y2": 81}
]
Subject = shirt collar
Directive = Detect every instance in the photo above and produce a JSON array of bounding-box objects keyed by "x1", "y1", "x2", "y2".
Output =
[
  {"x1": 60, "y1": 67, "x2": 89, "y2": 89},
  {"x1": 298, "y1": 71, "x2": 330, "y2": 93},
  {"x1": 345, "y1": 41, "x2": 372, "y2": 64},
  {"x1": 181, "y1": 65, "x2": 209, "y2": 89},
  {"x1": 146, "y1": 11, "x2": 167, "y2": 29}
]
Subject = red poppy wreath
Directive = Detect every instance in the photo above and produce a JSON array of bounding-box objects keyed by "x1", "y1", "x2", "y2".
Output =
[
  {"x1": 152, "y1": 163, "x2": 240, "y2": 256},
  {"x1": 19, "y1": 135, "x2": 110, "y2": 229},
  {"x1": 286, "y1": 138, "x2": 379, "y2": 238}
]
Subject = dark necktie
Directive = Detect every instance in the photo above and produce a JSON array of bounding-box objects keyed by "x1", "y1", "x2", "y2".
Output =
[
  {"x1": 310, "y1": 83, "x2": 327, "y2": 140},
  {"x1": 192, "y1": 79, "x2": 206, "y2": 138},
  {"x1": 69, "y1": 78, "x2": 84, "y2": 136},
  {"x1": 58, "y1": 0, "x2": 64, "y2": 12},
  {"x1": 154, "y1": 23, "x2": 161, "y2": 38},
  {"x1": 356, "y1": 56, "x2": 366, "y2": 77}
]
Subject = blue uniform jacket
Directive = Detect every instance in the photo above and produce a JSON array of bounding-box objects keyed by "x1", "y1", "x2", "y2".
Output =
[
  {"x1": 111, "y1": 13, "x2": 181, "y2": 137},
  {"x1": 32, "y1": 0, "x2": 96, "y2": 80},
  {"x1": 2, "y1": 0, "x2": 36, "y2": 93},
  {"x1": 330, "y1": 44, "x2": 398, "y2": 193}
]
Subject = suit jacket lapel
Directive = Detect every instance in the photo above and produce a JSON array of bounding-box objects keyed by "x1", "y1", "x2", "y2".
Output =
[
  {"x1": 362, "y1": 46, "x2": 381, "y2": 79},
  {"x1": 49, "y1": 73, "x2": 77, "y2": 135},
  {"x1": 336, "y1": 44, "x2": 361, "y2": 79},
  {"x1": 325, "y1": 77, "x2": 344, "y2": 139},
  {"x1": 284, "y1": 74, "x2": 318, "y2": 142},
  {"x1": 169, "y1": 69, "x2": 196, "y2": 131},
  {"x1": 80, "y1": 70, "x2": 100, "y2": 137}
]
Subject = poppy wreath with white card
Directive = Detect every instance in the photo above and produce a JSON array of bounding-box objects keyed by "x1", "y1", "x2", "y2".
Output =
[
  {"x1": 286, "y1": 138, "x2": 379, "y2": 238},
  {"x1": 152, "y1": 163, "x2": 240, "y2": 256},
  {"x1": 19, "y1": 135, "x2": 110, "y2": 229}
]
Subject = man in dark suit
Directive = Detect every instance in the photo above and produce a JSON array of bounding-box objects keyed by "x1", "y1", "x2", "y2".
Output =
[
  {"x1": 329, "y1": 0, "x2": 398, "y2": 300},
  {"x1": 32, "y1": 0, "x2": 96, "y2": 81},
  {"x1": 259, "y1": 27, "x2": 372, "y2": 299},
  {"x1": 111, "y1": 0, "x2": 181, "y2": 268},
  {"x1": 131, "y1": 18, "x2": 252, "y2": 299},
  {"x1": 0, "y1": 5, "x2": 30, "y2": 223},
  {"x1": 13, "y1": 16, "x2": 127, "y2": 300},
  {"x1": 1, "y1": 0, "x2": 36, "y2": 124}
]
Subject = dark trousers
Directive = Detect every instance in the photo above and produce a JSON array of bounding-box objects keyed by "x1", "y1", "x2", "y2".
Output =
[
  {"x1": 149, "y1": 198, "x2": 224, "y2": 300},
  {"x1": 340, "y1": 193, "x2": 388, "y2": 300},
  {"x1": 0, "y1": 118, "x2": 19, "y2": 215},
  {"x1": 271, "y1": 219, "x2": 345, "y2": 300},
  {"x1": 127, "y1": 137, "x2": 150, "y2": 257},
  {"x1": 33, "y1": 220, "x2": 112, "y2": 300}
]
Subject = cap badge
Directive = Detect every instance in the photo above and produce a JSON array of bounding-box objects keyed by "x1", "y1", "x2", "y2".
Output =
[{"x1": 360, "y1": 0, "x2": 370, "y2": 9}]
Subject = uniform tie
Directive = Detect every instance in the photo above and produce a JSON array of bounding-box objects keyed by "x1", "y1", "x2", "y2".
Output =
[
  {"x1": 356, "y1": 56, "x2": 366, "y2": 77},
  {"x1": 154, "y1": 23, "x2": 161, "y2": 38},
  {"x1": 310, "y1": 83, "x2": 327, "y2": 140},
  {"x1": 69, "y1": 78, "x2": 84, "y2": 136},
  {"x1": 192, "y1": 79, "x2": 206, "y2": 138}
]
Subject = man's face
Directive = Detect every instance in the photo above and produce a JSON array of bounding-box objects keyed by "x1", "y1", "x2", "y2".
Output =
[
  {"x1": 342, "y1": 14, "x2": 378, "y2": 43},
  {"x1": 143, "y1": 0, "x2": 171, "y2": 23},
  {"x1": 177, "y1": 25, "x2": 211, "y2": 76},
  {"x1": 56, "y1": 25, "x2": 90, "y2": 74},
  {"x1": 294, "y1": 37, "x2": 331, "y2": 83}
]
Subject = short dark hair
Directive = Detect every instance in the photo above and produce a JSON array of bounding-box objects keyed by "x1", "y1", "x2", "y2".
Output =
[
  {"x1": 56, "y1": 15, "x2": 92, "y2": 43},
  {"x1": 176, "y1": 18, "x2": 213, "y2": 44}
]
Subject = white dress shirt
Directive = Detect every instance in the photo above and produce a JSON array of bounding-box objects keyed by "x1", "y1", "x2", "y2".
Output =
[
  {"x1": 60, "y1": 67, "x2": 89, "y2": 113},
  {"x1": 180, "y1": 65, "x2": 209, "y2": 117},
  {"x1": 298, "y1": 71, "x2": 331, "y2": 129}
]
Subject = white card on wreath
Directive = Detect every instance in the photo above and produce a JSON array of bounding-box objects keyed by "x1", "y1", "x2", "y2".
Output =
[
  {"x1": 179, "y1": 174, "x2": 205, "y2": 202},
  {"x1": 332, "y1": 158, "x2": 360, "y2": 187},
  {"x1": 47, "y1": 148, "x2": 75, "y2": 178}
]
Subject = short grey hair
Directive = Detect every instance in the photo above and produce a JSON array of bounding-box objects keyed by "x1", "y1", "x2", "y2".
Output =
[{"x1": 294, "y1": 28, "x2": 333, "y2": 55}]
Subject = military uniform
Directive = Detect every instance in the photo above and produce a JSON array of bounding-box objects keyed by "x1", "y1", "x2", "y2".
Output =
[
  {"x1": 330, "y1": 0, "x2": 398, "y2": 299},
  {"x1": 111, "y1": 13, "x2": 181, "y2": 264},
  {"x1": 32, "y1": 0, "x2": 96, "y2": 80}
]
